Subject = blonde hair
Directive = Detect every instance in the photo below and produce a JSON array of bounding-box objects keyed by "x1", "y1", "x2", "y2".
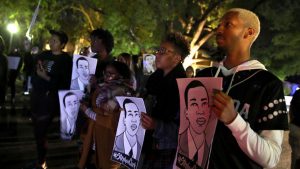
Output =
[{"x1": 227, "y1": 8, "x2": 260, "y2": 44}]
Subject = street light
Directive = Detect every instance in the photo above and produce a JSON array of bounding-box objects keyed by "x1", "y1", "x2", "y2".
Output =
[{"x1": 6, "y1": 21, "x2": 19, "y2": 52}]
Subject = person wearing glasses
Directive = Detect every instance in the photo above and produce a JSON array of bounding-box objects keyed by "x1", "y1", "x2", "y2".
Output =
[
  {"x1": 79, "y1": 61, "x2": 134, "y2": 169},
  {"x1": 141, "y1": 33, "x2": 189, "y2": 169}
]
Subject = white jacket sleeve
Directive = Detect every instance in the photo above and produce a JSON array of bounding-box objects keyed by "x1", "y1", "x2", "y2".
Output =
[{"x1": 226, "y1": 114, "x2": 284, "y2": 168}]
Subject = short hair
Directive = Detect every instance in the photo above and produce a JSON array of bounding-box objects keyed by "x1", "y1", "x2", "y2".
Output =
[
  {"x1": 49, "y1": 30, "x2": 68, "y2": 46},
  {"x1": 63, "y1": 92, "x2": 77, "y2": 107},
  {"x1": 184, "y1": 80, "x2": 208, "y2": 108},
  {"x1": 163, "y1": 32, "x2": 190, "y2": 61},
  {"x1": 76, "y1": 57, "x2": 89, "y2": 68},
  {"x1": 90, "y1": 28, "x2": 114, "y2": 54},
  {"x1": 227, "y1": 8, "x2": 260, "y2": 44},
  {"x1": 105, "y1": 61, "x2": 131, "y2": 80},
  {"x1": 123, "y1": 98, "x2": 139, "y2": 117}
]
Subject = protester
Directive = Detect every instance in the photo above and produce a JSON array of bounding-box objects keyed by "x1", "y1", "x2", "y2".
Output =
[
  {"x1": 30, "y1": 30, "x2": 72, "y2": 169},
  {"x1": 289, "y1": 89, "x2": 300, "y2": 169},
  {"x1": 185, "y1": 66, "x2": 194, "y2": 78},
  {"x1": 8, "y1": 48, "x2": 22, "y2": 104},
  {"x1": 0, "y1": 36, "x2": 8, "y2": 109},
  {"x1": 22, "y1": 38, "x2": 34, "y2": 95},
  {"x1": 90, "y1": 28, "x2": 114, "y2": 84},
  {"x1": 79, "y1": 61, "x2": 134, "y2": 169},
  {"x1": 118, "y1": 52, "x2": 137, "y2": 90},
  {"x1": 196, "y1": 8, "x2": 288, "y2": 169},
  {"x1": 140, "y1": 32, "x2": 189, "y2": 169}
]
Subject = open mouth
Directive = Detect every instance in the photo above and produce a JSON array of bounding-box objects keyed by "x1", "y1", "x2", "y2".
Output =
[
  {"x1": 196, "y1": 117, "x2": 207, "y2": 126},
  {"x1": 131, "y1": 124, "x2": 137, "y2": 131}
]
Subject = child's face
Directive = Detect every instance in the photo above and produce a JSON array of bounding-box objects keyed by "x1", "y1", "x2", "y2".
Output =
[{"x1": 104, "y1": 66, "x2": 120, "y2": 82}]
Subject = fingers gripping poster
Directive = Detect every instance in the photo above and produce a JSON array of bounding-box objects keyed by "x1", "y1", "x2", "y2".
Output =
[
  {"x1": 70, "y1": 54, "x2": 97, "y2": 91},
  {"x1": 58, "y1": 90, "x2": 84, "y2": 140},
  {"x1": 175, "y1": 78, "x2": 222, "y2": 169},
  {"x1": 111, "y1": 97, "x2": 147, "y2": 169}
]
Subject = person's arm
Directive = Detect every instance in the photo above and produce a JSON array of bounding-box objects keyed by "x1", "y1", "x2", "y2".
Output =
[{"x1": 226, "y1": 114, "x2": 283, "y2": 168}]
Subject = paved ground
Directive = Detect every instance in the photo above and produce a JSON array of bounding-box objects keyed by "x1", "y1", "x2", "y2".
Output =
[{"x1": 0, "y1": 80, "x2": 293, "y2": 169}]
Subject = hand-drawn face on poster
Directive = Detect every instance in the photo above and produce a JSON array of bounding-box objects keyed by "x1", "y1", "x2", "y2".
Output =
[
  {"x1": 70, "y1": 54, "x2": 97, "y2": 91},
  {"x1": 143, "y1": 54, "x2": 156, "y2": 75},
  {"x1": 175, "y1": 78, "x2": 222, "y2": 169},
  {"x1": 58, "y1": 90, "x2": 84, "y2": 140},
  {"x1": 112, "y1": 96, "x2": 147, "y2": 169}
]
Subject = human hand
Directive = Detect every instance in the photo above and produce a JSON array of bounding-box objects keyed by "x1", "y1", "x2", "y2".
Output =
[
  {"x1": 36, "y1": 61, "x2": 50, "y2": 81},
  {"x1": 89, "y1": 75, "x2": 97, "y2": 88},
  {"x1": 212, "y1": 89, "x2": 237, "y2": 124},
  {"x1": 80, "y1": 102, "x2": 88, "y2": 112},
  {"x1": 141, "y1": 112, "x2": 156, "y2": 130}
]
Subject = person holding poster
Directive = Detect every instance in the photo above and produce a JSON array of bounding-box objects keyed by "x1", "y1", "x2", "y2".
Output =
[
  {"x1": 78, "y1": 61, "x2": 134, "y2": 169},
  {"x1": 196, "y1": 8, "x2": 288, "y2": 169},
  {"x1": 141, "y1": 33, "x2": 189, "y2": 169},
  {"x1": 30, "y1": 30, "x2": 72, "y2": 169}
]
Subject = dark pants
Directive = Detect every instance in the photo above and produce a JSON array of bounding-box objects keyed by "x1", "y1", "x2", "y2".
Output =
[
  {"x1": 0, "y1": 85, "x2": 6, "y2": 106},
  {"x1": 31, "y1": 90, "x2": 59, "y2": 165},
  {"x1": 141, "y1": 149, "x2": 176, "y2": 169},
  {"x1": 32, "y1": 116, "x2": 53, "y2": 164},
  {"x1": 8, "y1": 70, "x2": 18, "y2": 100}
]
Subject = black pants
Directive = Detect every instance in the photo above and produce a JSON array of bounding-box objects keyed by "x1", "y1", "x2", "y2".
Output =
[
  {"x1": 32, "y1": 116, "x2": 53, "y2": 164},
  {"x1": 31, "y1": 90, "x2": 58, "y2": 165}
]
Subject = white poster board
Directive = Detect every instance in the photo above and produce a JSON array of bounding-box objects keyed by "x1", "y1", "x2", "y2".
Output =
[
  {"x1": 111, "y1": 96, "x2": 147, "y2": 169},
  {"x1": 70, "y1": 54, "x2": 97, "y2": 91},
  {"x1": 7, "y1": 56, "x2": 21, "y2": 70},
  {"x1": 58, "y1": 90, "x2": 84, "y2": 140},
  {"x1": 174, "y1": 78, "x2": 222, "y2": 169},
  {"x1": 143, "y1": 54, "x2": 156, "y2": 75}
]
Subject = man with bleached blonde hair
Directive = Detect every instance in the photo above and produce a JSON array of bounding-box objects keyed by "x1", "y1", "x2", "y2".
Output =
[{"x1": 197, "y1": 8, "x2": 288, "y2": 169}]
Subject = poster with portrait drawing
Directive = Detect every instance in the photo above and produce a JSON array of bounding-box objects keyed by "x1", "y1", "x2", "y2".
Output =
[
  {"x1": 58, "y1": 90, "x2": 84, "y2": 140},
  {"x1": 143, "y1": 54, "x2": 156, "y2": 75},
  {"x1": 111, "y1": 96, "x2": 147, "y2": 169},
  {"x1": 174, "y1": 78, "x2": 222, "y2": 169},
  {"x1": 70, "y1": 54, "x2": 98, "y2": 91}
]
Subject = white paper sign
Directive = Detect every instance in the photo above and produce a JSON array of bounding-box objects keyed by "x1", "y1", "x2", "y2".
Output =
[
  {"x1": 174, "y1": 78, "x2": 222, "y2": 169},
  {"x1": 111, "y1": 96, "x2": 147, "y2": 169},
  {"x1": 7, "y1": 56, "x2": 21, "y2": 70},
  {"x1": 58, "y1": 90, "x2": 84, "y2": 140},
  {"x1": 70, "y1": 54, "x2": 98, "y2": 91},
  {"x1": 143, "y1": 54, "x2": 156, "y2": 75}
]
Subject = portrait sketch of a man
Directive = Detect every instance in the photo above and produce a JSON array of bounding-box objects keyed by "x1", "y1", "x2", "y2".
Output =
[
  {"x1": 58, "y1": 90, "x2": 84, "y2": 140},
  {"x1": 112, "y1": 97, "x2": 147, "y2": 169},
  {"x1": 70, "y1": 55, "x2": 97, "y2": 91},
  {"x1": 175, "y1": 78, "x2": 222, "y2": 169},
  {"x1": 143, "y1": 54, "x2": 156, "y2": 75}
]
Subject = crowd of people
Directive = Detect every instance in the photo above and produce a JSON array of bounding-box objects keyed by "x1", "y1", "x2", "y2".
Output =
[{"x1": 0, "y1": 8, "x2": 298, "y2": 169}]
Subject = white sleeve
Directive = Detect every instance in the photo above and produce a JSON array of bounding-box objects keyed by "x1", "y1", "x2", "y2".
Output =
[{"x1": 225, "y1": 114, "x2": 284, "y2": 168}]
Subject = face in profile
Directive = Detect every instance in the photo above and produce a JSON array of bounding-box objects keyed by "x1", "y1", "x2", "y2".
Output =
[
  {"x1": 77, "y1": 59, "x2": 90, "y2": 82},
  {"x1": 186, "y1": 86, "x2": 210, "y2": 134},
  {"x1": 124, "y1": 102, "x2": 141, "y2": 136},
  {"x1": 64, "y1": 94, "x2": 79, "y2": 119}
]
